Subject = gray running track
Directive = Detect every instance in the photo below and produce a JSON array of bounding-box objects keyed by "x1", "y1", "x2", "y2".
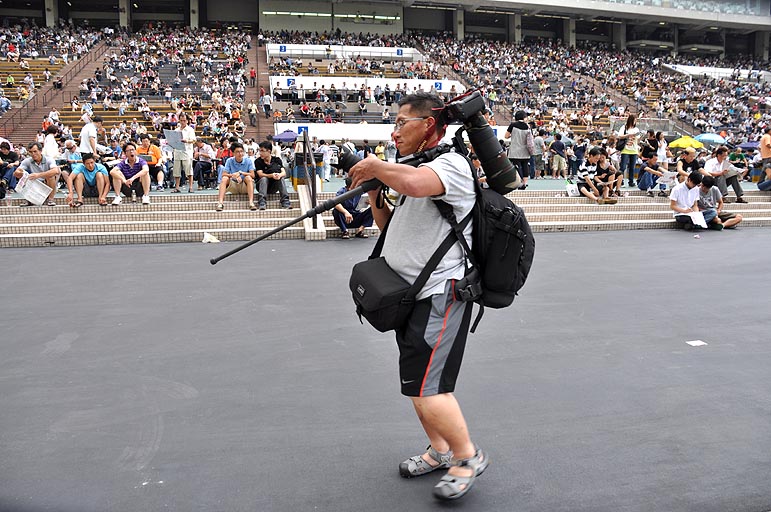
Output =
[{"x1": 1, "y1": 230, "x2": 770, "y2": 512}]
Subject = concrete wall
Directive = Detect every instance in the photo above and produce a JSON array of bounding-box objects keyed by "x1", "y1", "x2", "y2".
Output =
[
  {"x1": 208, "y1": 0, "x2": 259, "y2": 23},
  {"x1": 258, "y1": 0, "x2": 403, "y2": 35},
  {"x1": 403, "y1": 7, "x2": 448, "y2": 32}
]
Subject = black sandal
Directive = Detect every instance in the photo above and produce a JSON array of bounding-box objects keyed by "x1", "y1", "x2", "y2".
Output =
[{"x1": 354, "y1": 231, "x2": 369, "y2": 238}]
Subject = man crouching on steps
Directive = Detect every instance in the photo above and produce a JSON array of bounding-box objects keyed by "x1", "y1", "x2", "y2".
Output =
[{"x1": 349, "y1": 91, "x2": 489, "y2": 501}]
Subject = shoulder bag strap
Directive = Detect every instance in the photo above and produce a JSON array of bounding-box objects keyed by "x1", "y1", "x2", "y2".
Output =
[{"x1": 368, "y1": 192, "x2": 405, "y2": 259}]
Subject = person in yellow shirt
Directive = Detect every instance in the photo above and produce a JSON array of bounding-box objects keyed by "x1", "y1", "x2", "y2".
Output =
[{"x1": 375, "y1": 141, "x2": 385, "y2": 160}]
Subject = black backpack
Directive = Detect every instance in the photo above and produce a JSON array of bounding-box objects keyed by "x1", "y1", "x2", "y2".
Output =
[{"x1": 435, "y1": 160, "x2": 535, "y2": 332}]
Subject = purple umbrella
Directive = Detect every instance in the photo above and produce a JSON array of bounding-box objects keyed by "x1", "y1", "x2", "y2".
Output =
[
  {"x1": 738, "y1": 141, "x2": 759, "y2": 151},
  {"x1": 273, "y1": 130, "x2": 298, "y2": 143}
]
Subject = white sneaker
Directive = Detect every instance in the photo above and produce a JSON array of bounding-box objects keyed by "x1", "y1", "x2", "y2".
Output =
[
  {"x1": 111, "y1": 196, "x2": 122, "y2": 206},
  {"x1": 142, "y1": 195, "x2": 150, "y2": 205}
]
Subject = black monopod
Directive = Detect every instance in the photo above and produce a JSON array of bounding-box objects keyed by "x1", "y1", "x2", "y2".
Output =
[{"x1": 209, "y1": 174, "x2": 379, "y2": 265}]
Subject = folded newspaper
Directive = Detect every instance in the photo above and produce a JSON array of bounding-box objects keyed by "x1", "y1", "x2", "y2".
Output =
[
  {"x1": 656, "y1": 171, "x2": 678, "y2": 187},
  {"x1": 163, "y1": 129, "x2": 186, "y2": 151},
  {"x1": 15, "y1": 171, "x2": 53, "y2": 206}
]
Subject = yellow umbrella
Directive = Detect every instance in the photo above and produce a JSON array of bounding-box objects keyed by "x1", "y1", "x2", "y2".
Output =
[{"x1": 669, "y1": 135, "x2": 704, "y2": 149}]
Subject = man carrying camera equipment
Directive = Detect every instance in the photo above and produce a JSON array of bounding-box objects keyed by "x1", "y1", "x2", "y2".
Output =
[
  {"x1": 349, "y1": 91, "x2": 488, "y2": 501},
  {"x1": 210, "y1": 90, "x2": 530, "y2": 502}
]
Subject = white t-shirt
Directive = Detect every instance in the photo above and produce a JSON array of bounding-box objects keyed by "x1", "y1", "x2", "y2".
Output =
[
  {"x1": 382, "y1": 151, "x2": 475, "y2": 300},
  {"x1": 78, "y1": 122, "x2": 98, "y2": 154},
  {"x1": 174, "y1": 125, "x2": 196, "y2": 159},
  {"x1": 669, "y1": 181, "x2": 700, "y2": 217}
]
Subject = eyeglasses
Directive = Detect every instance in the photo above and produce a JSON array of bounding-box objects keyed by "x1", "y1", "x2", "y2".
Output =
[{"x1": 393, "y1": 117, "x2": 428, "y2": 132}]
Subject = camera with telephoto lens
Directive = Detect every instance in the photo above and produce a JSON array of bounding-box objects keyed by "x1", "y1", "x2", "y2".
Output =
[
  {"x1": 336, "y1": 91, "x2": 520, "y2": 194},
  {"x1": 437, "y1": 90, "x2": 520, "y2": 194}
]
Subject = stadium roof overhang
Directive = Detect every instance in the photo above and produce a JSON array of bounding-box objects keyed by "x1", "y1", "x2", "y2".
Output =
[{"x1": 406, "y1": 0, "x2": 771, "y2": 31}]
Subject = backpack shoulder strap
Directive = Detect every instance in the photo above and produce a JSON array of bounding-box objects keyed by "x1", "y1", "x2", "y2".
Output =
[
  {"x1": 433, "y1": 153, "x2": 480, "y2": 268},
  {"x1": 404, "y1": 222, "x2": 468, "y2": 302}
]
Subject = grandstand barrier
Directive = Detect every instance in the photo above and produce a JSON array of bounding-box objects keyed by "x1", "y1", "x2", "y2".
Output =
[
  {"x1": 266, "y1": 44, "x2": 424, "y2": 62},
  {"x1": 270, "y1": 77, "x2": 465, "y2": 99},
  {"x1": 662, "y1": 64, "x2": 770, "y2": 83}
]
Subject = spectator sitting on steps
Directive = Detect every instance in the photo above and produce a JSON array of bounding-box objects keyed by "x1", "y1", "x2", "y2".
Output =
[
  {"x1": 215, "y1": 142, "x2": 256, "y2": 212},
  {"x1": 670, "y1": 171, "x2": 714, "y2": 231},
  {"x1": 254, "y1": 140, "x2": 291, "y2": 210},
  {"x1": 697, "y1": 175, "x2": 743, "y2": 230},
  {"x1": 333, "y1": 177, "x2": 373, "y2": 239},
  {"x1": 67, "y1": 153, "x2": 110, "y2": 207},
  {"x1": 110, "y1": 141, "x2": 151, "y2": 205}
]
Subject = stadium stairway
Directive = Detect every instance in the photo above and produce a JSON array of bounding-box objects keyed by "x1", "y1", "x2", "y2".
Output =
[
  {"x1": 4, "y1": 40, "x2": 111, "y2": 143},
  {"x1": 2, "y1": 187, "x2": 770, "y2": 248}
]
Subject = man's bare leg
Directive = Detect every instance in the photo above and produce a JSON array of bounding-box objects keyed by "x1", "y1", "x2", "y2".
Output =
[{"x1": 411, "y1": 394, "x2": 476, "y2": 484}]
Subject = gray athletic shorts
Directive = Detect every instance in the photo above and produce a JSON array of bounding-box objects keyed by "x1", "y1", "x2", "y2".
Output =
[{"x1": 396, "y1": 279, "x2": 473, "y2": 397}]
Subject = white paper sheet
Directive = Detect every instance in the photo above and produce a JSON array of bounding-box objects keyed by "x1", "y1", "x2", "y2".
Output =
[
  {"x1": 163, "y1": 129, "x2": 186, "y2": 151},
  {"x1": 14, "y1": 171, "x2": 52, "y2": 205},
  {"x1": 656, "y1": 170, "x2": 678, "y2": 187}
]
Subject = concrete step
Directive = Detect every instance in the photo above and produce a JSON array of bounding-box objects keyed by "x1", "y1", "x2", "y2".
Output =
[
  {"x1": 0, "y1": 216, "x2": 302, "y2": 234},
  {"x1": 0, "y1": 226, "x2": 305, "y2": 248},
  {"x1": 0, "y1": 199, "x2": 299, "y2": 216}
]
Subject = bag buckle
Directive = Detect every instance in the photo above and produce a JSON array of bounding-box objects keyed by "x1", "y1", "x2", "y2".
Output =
[{"x1": 454, "y1": 269, "x2": 483, "y2": 302}]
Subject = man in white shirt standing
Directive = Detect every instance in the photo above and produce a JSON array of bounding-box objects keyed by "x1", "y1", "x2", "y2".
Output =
[
  {"x1": 171, "y1": 113, "x2": 196, "y2": 193},
  {"x1": 702, "y1": 146, "x2": 747, "y2": 203},
  {"x1": 78, "y1": 115, "x2": 103, "y2": 156},
  {"x1": 670, "y1": 171, "x2": 715, "y2": 230}
]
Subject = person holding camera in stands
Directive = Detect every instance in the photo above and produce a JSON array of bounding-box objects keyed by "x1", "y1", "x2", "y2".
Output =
[
  {"x1": 254, "y1": 141, "x2": 291, "y2": 210},
  {"x1": 348, "y1": 91, "x2": 488, "y2": 502}
]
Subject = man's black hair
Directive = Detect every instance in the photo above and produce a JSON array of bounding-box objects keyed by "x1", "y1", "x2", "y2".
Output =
[
  {"x1": 258, "y1": 141, "x2": 272, "y2": 151},
  {"x1": 82, "y1": 153, "x2": 96, "y2": 163},
  {"x1": 397, "y1": 91, "x2": 445, "y2": 123},
  {"x1": 587, "y1": 146, "x2": 602, "y2": 158},
  {"x1": 231, "y1": 142, "x2": 245, "y2": 152},
  {"x1": 687, "y1": 172, "x2": 703, "y2": 186},
  {"x1": 701, "y1": 175, "x2": 715, "y2": 188}
]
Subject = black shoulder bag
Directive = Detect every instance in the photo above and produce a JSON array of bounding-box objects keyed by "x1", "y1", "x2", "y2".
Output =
[{"x1": 349, "y1": 201, "x2": 472, "y2": 333}]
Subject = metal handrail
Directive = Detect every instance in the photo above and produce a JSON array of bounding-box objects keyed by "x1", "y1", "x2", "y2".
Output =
[
  {"x1": 0, "y1": 39, "x2": 106, "y2": 139},
  {"x1": 297, "y1": 132, "x2": 318, "y2": 228}
]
